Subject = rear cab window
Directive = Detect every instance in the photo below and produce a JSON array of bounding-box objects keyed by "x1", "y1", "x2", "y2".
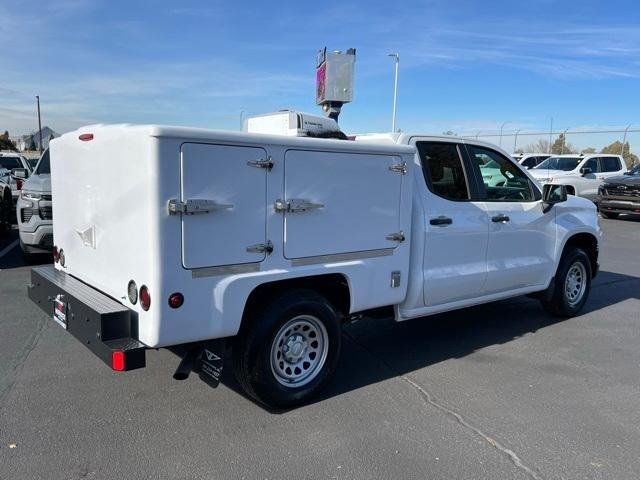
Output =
[
  {"x1": 600, "y1": 156, "x2": 622, "y2": 172},
  {"x1": 415, "y1": 142, "x2": 471, "y2": 201}
]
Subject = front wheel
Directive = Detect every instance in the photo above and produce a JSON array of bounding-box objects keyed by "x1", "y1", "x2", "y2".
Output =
[
  {"x1": 541, "y1": 247, "x2": 592, "y2": 317},
  {"x1": 232, "y1": 289, "x2": 342, "y2": 409}
]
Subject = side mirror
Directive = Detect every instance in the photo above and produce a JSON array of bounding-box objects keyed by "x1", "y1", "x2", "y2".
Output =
[
  {"x1": 542, "y1": 184, "x2": 567, "y2": 213},
  {"x1": 580, "y1": 167, "x2": 592, "y2": 176},
  {"x1": 12, "y1": 168, "x2": 28, "y2": 179}
]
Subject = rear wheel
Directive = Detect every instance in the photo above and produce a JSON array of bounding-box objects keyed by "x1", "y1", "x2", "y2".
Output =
[
  {"x1": 232, "y1": 289, "x2": 341, "y2": 409},
  {"x1": 541, "y1": 247, "x2": 592, "y2": 317},
  {"x1": 600, "y1": 211, "x2": 619, "y2": 219}
]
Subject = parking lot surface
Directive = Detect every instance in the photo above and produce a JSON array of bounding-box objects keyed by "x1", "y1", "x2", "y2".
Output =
[{"x1": 1, "y1": 217, "x2": 639, "y2": 480}]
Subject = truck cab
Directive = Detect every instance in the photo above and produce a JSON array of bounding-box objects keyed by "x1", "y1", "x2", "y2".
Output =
[{"x1": 356, "y1": 133, "x2": 600, "y2": 317}]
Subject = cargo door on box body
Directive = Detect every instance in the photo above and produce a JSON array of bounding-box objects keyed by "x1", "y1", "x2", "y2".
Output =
[
  {"x1": 181, "y1": 143, "x2": 267, "y2": 269},
  {"x1": 283, "y1": 149, "x2": 404, "y2": 259}
]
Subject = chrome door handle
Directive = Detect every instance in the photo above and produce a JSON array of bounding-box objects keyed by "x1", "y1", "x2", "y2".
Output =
[
  {"x1": 491, "y1": 214, "x2": 510, "y2": 223},
  {"x1": 430, "y1": 216, "x2": 453, "y2": 226}
]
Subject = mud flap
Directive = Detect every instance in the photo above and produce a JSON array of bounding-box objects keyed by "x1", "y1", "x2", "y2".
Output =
[{"x1": 195, "y1": 339, "x2": 225, "y2": 388}]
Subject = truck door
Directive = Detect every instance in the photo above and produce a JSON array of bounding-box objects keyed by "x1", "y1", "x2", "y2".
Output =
[
  {"x1": 283, "y1": 149, "x2": 403, "y2": 260},
  {"x1": 180, "y1": 143, "x2": 268, "y2": 269},
  {"x1": 464, "y1": 144, "x2": 556, "y2": 293},
  {"x1": 415, "y1": 141, "x2": 489, "y2": 306}
]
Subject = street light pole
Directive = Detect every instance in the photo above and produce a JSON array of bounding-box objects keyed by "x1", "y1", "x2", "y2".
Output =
[
  {"x1": 499, "y1": 122, "x2": 509, "y2": 147},
  {"x1": 36, "y1": 95, "x2": 43, "y2": 153},
  {"x1": 388, "y1": 53, "x2": 399, "y2": 132}
]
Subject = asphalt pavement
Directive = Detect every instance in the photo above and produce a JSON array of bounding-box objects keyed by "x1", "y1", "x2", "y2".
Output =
[{"x1": 1, "y1": 216, "x2": 639, "y2": 480}]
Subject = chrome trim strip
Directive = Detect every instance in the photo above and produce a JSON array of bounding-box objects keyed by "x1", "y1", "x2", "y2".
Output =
[
  {"x1": 290, "y1": 248, "x2": 394, "y2": 267},
  {"x1": 191, "y1": 262, "x2": 261, "y2": 278}
]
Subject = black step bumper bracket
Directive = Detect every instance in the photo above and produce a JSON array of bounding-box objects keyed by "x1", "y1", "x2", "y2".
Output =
[{"x1": 28, "y1": 266, "x2": 146, "y2": 371}]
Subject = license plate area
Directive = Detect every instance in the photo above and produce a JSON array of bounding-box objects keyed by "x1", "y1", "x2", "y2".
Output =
[{"x1": 53, "y1": 294, "x2": 68, "y2": 329}]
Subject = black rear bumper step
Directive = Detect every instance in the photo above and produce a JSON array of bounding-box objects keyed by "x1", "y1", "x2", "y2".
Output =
[{"x1": 28, "y1": 266, "x2": 146, "y2": 371}]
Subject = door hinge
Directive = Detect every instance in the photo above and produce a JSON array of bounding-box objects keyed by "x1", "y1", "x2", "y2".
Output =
[
  {"x1": 386, "y1": 231, "x2": 405, "y2": 242},
  {"x1": 389, "y1": 162, "x2": 407, "y2": 174},
  {"x1": 247, "y1": 156, "x2": 274, "y2": 170},
  {"x1": 273, "y1": 199, "x2": 325, "y2": 213},
  {"x1": 246, "y1": 240, "x2": 273, "y2": 254},
  {"x1": 168, "y1": 199, "x2": 233, "y2": 215}
]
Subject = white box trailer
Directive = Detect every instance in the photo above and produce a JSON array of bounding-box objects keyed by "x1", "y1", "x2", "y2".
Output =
[{"x1": 28, "y1": 123, "x2": 601, "y2": 408}]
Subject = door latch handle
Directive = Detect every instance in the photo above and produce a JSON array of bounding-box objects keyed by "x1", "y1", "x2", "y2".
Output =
[
  {"x1": 274, "y1": 199, "x2": 324, "y2": 213},
  {"x1": 247, "y1": 157, "x2": 274, "y2": 170},
  {"x1": 491, "y1": 214, "x2": 510, "y2": 223},
  {"x1": 429, "y1": 216, "x2": 453, "y2": 226},
  {"x1": 246, "y1": 240, "x2": 273, "y2": 254}
]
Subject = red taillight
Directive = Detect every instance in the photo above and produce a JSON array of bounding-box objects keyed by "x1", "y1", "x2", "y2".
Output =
[
  {"x1": 53, "y1": 246, "x2": 59, "y2": 262},
  {"x1": 139, "y1": 285, "x2": 151, "y2": 311},
  {"x1": 16, "y1": 179, "x2": 24, "y2": 190},
  {"x1": 79, "y1": 133, "x2": 94, "y2": 141},
  {"x1": 168, "y1": 292, "x2": 184, "y2": 309},
  {"x1": 112, "y1": 351, "x2": 126, "y2": 371}
]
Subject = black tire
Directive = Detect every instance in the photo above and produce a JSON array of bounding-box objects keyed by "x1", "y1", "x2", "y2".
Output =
[
  {"x1": 0, "y1": 188, "x2": 11, "y2": 235},
  {"x1": 541, "y1": 247, "x2": 592, "y2": 318},
  {"x1": 20, "y1": 239, "x2": 41, "y2": 264},
  {"x1": 600, "y1": 211, "x2": 619, "y2": 219},
  {"x1": 232, "y1": 289, "x2": 342, "y2": 409}
]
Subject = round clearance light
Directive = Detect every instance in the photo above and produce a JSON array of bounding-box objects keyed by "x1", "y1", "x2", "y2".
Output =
[
  {"x1": 168, "y1": 292, "x2": 184, "y2": 309},
  {"x1": 139, "y1": 285, "x2": 151, "y2": 311},
  {"x1": 58, "y1": 249, "x2": 65, "y2": 267},
  {"x1": 127, "y1": 280, "x2": 138, "y2": 305}
]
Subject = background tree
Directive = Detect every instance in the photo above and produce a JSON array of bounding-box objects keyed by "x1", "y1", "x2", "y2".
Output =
[
  {"x1": 581, "y1": 147, "x2": 597, "y2": 154},
  {"x1": 522, "y1": 139, "x2": 550, "y2": 153},
  {"x1": 0, "y1": 130, "x2": 16, "y2": 151},
  {"x1": 27, "y1": 138, "x2": 37, "y2": 151},
  {"x1": 600, "y1": 141, "x2": 639, "y2": 168},
  {"x1": 551, "y1": 134, "x2": 576, "y2": 154}
]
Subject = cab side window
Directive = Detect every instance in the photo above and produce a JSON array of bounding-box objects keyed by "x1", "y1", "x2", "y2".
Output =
[
  {"x1": 468, "y1": 146, "x2": 536, "y2": 202},
  {"x1": 582, "y1": 157, "x2": 599, "y2": 173},
  {"x1": 600, "y1": 157, "x2": 622, "y2": 172},
  {"x1": 416, "y1": 142, "x2": 470, "y2": 201}
]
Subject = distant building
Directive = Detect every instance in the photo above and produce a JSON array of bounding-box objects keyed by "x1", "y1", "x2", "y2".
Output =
[{"x1": 16, "y1": 126, "x2": 58, "y2": 151}]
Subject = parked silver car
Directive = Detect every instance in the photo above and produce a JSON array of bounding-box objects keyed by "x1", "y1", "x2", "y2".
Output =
[{"x1": 17, "y1": 149, "x2": 52, "y2": 259}]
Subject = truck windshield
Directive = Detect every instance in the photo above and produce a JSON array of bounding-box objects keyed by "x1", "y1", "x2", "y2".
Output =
[
  {"x1": 534, "y1": 156, "x2": 581, "y2": 171},
  {"x1": 626, "y1": 165, "x2": 640, "y2": 176},
  {"x1": 0, "y1": 156, "x2": 22, "y2": 170},
  {"x1": 34, "y1": 150, "x2": 50, "y2": 175}
]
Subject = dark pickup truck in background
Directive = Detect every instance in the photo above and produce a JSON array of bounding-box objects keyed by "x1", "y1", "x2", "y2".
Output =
[{"x1": 598, "y1": 165, "x2": 640, "y2": 218}]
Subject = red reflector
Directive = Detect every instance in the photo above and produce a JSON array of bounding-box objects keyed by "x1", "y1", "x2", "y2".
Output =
[
  {"x1": 16, "y1": 179, "x2": 24, "y2": 190},
  {"x1": 112, "y1": 351, "x2": 126, "y2": 371},
  {"x1": 79, "y1": 133, "x2": 94, "y2": 141},
  {"x1": 168, "y1": 292, "x2": 184, "y2": 309},
  {"x1": 53, "y1": 246, "x2": 59, "y2": 262},
  {"x1": 139, "y1": 285, "x2": 151, "y2": 311}
]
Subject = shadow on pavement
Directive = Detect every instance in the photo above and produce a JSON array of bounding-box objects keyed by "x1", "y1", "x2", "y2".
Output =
[
  {"x1": 217, "y1": 269, "x2": 639, "y2": 412},
  {"x1": 0, "y1": 229, "x2": 51, "y2": 270}
]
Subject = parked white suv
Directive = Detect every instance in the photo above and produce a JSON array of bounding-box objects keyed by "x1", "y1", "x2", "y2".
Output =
[
  {"x1": 512, "y1": 153, "x2": 551, "y2": 169},
  {"x1": 529, "y1": 154, "x2": 626, "y2": 200},
  {"x1": 17, "y1": 149, "x2": 53, "y2": 259}
]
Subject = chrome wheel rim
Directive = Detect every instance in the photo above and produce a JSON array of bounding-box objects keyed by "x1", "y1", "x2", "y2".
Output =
[
  {"x1": 270, "y1": 315, "x2": 329, "y2": 388},
  {"x1": 565, "y1": 261, "x2": 587, "y2": 307}
]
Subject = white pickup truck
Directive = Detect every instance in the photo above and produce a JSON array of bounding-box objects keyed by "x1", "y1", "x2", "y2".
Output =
[{"x1": 28, "y1": 121, "x2": 601, "y2": 408}]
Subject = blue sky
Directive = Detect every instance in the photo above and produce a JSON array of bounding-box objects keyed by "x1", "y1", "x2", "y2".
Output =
[{"x1": 2, "y1": 0, "x2": 640, "y2": 150}]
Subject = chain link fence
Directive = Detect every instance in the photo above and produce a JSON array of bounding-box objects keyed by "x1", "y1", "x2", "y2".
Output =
[{"x1": 462, "y1": 126, "x2": 639, "y2": 168}]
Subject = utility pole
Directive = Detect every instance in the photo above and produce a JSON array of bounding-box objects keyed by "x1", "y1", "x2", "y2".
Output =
[
  {"x1": 388, "y1": 53, "x2": 399, "y2": 132},
  {"x1": 36, "y1": 95, "x2": 43, "y2": 153},
  {"x1": 548, "y1": 118, "x2": 553, "y2": 154}
]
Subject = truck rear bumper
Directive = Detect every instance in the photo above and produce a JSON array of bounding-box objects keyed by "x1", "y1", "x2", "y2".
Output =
[{"x1": 27, "y1": 266, "x2": 146, "y2": 371}]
